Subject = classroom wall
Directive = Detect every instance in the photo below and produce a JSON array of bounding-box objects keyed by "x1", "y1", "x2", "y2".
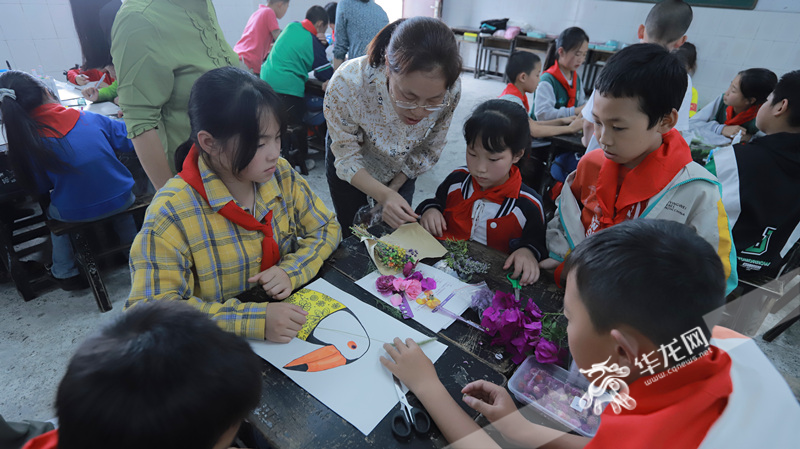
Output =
[{"x1": 442, "y1": 0, "x2": 800, "y2": 108}]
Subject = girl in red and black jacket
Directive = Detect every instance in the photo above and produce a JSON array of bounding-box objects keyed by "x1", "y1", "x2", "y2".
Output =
[{"x1": 417, "y1": 99, "x2": 546, "y2": 285}]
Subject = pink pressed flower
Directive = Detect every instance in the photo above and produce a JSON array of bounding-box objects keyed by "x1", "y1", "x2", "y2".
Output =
[
  {"x1": 403, "y1": 262, "x2": 415, "y2": 278},
  {"x1": 421, "y1": 277, "x2": 436, "y2": 291},
  {"x1": 390, "y1": 294, "x2": 403, "y2": 307},
  {"x1": 376, "y1": 275, "x2": 396, "y2": 296},
  {"x1": 535, "y1": 339, "x2": 560, "y2": 364},
  {"x1": 405, "y1": 280, "x2": 423, "y2": 300},
  {"x1": 392, "y1": 278, "x2": 410, "y2": 292}
]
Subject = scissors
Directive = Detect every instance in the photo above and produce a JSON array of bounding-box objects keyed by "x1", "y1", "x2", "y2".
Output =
[
  {"x1": 391, "y1": 375, "x2": 431, "y2": 440},
  {"x1": 506, "y1": 272, "x2": 521, "y2": 304}
]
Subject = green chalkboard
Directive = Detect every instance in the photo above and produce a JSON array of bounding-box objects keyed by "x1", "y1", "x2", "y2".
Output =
[{"x1": 613, "y1": 1, "x2": 758, "y2": 10}]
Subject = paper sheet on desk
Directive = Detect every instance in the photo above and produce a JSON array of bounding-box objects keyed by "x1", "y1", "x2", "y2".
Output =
[
  {"x1": 356, "y1": 263, "x2": 475, "y2": 332},
  {"x1": 249, "y1": 278, "x2": 446, "y2": 436}
]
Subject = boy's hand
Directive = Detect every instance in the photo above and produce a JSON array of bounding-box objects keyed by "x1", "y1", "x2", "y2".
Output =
[
  {"x1": 462, "y1": 380, "x2": 528, "y2": 440},
  {"x1": 539, "y1": 257, "x2": 560, "y2": 270},
  {"x1": 380, "y1": 337, "x2": 438, "y2": 393},
  {"x1": 574, "y1": 104, "x2": 585, "y2": 116},
  {"x1": 567, "y1": 117, "x2": 584, "y2": 133},
  {"x1": 248, "y1": 266, "x2": 293, "y2": 299},
  {"x1": 82, "y1": 87, "x2": 99, "y2": 102},
  {"x1": 722, "y1": 125, "x2": 746, "y2": 138},
  {"x1": 503, "y1": 247, "x2": 540, "y2": 285},
  {"x1": 380, "y1": 191, "x2": 419, "y2": 229},
  {"x1": 264, "y1": 302, "x2": 308, "y2": 343},
  {"x1": 74, "y1": 74, "x2": 89, "y2": 86},
  {"x1": 420, "y1": 208, "x2": 447, "y2": 237}
]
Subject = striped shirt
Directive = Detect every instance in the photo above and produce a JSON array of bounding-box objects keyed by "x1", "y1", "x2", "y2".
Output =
[{"x1": 126, "y1": 156, "x2": 341, "y2": 339}]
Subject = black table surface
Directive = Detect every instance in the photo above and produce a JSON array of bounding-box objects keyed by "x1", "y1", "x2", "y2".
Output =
[
  {"x1": 324, "y1": 229, "x2": 565, "y2": 376},
  {"x1": 248, "y1": 268, "x2": 508, "y2": 449},
  {"x1": 548, "y1": 133, "x2": 585, "y2": 154}
]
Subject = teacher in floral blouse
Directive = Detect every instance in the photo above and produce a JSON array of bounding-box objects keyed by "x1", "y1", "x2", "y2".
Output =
[{"x1": 324, "y1": 17, "x2": 462, "y2": 236}]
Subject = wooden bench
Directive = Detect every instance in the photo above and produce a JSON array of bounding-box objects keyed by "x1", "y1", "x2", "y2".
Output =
[{"x1": 46, "y1": 195, "x2": 153, "y2": 312}]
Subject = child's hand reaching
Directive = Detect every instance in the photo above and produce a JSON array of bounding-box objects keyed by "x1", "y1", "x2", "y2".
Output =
[
  {"x1": 722, "y1": 125, "x2": 746, "y2": 139},
  {"x1": 380, "y1": 338, "x2": 438, "y2": 393},
  {"x1": 420, "y1": 208, "x2": 447, "y2": 237},
  {"x1": 503, "y1": 247, "x2": 540, "y2": 285},
  {"x1": 248, "y1": 266, "x2": 293, "y2": 299},
  {"x1": 461, "y1": 380, "x2": 529, "y2": 442},
  {"x1": 567, "y1": 117, "x2": 584, "y2": 133},
  {"x1": 82, "y1": 87, "x2": 99, "y2": 102},
  {"x1": 264, "y1": 302, "x2": 308, "y2": 343},
  {"x1": 74, "y1": 74, "x2": 89, "y2": 86}
]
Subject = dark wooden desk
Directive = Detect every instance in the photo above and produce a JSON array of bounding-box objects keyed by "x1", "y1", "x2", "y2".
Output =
[
  {"x1": 248, "y1": 268, "x2": 508, "y2": 449},
  {"x1": 451, "y1": 26, "x2": 482, "y2": 74},
  {"x1": 325, "y1": 230, "x2": 565, "y2": 376},
  {"x1": 514, "y1": 35, "x2": 552, "y2": 54},
  {"x1": 581, "y1": 48, "x2": 617, "y2": 95}
]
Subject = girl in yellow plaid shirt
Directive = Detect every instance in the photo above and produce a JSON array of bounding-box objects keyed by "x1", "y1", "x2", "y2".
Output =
[{"x1": 127, "y1": 67, "x2": 341, "y2": 342}]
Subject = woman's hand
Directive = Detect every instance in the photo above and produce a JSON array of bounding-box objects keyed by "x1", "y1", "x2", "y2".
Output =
[
  {"x1": 264, "y1": 302, "x2": 308, "y2": 343},
  {"x1": 82, "y1": 87, "x2": 99, "y2": 102},
  {"x1": 380, "y1": 338, "x2": 439, "y2": 393},
  {"x1": 420, "y1": 208, "x2": 447, "y2": 237},
  {"x1": 248, "y1": 266, "x2": 293, "y2": 300},
  {"x1": 380, "y1": 190, "x2": 418, "y2": 229}
]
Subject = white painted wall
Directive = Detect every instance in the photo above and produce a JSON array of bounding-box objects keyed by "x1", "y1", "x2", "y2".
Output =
[{"x1": 441, "y1": 0, "x2": 800, "y2": 107}]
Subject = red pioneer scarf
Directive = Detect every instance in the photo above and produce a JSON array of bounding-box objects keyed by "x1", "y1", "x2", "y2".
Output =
[
  {"x1": 30, "y1": 103, "x2": 80, "y2": 138},
  {"x1": 179, "y1": 144, "x2": 280, "y2": 271},
  {"x1": 594, "y1": 129, "x2": 691, "y2": 230},
  {"x1": 301, "y1": 19, "x2": 318, "y2": 36},
  {"x1": 587, "y1": 345, "x2": 732, "y2": 449},
  {"x1": 725, "y1": 104, "x2": 759, "y2": 126},
  {"x1": 544, "y1": 60, "x2": 577, "y2": 107},
  {"x1": 441, "y1": 166, "x2": 522, "y2": 241},
  {"x1": 500, "y1": 82, "x2": 530, "y2": 112}
]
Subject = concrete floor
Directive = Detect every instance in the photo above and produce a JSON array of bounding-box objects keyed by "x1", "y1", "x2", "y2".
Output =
[{"x1": 1, "y1": 74, "x2": 798, "y2": 423}]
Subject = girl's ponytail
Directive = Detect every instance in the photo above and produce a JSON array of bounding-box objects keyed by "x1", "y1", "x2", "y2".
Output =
[
  {"x1": 0, "y1": 71, "x2": 70, "y2": 193},
  {"x1": 542, "y1": 43, "x2": 558, "y2": 72},
  {"x1": 367, "y1": 18, "x2": 406, "y2": 68}
]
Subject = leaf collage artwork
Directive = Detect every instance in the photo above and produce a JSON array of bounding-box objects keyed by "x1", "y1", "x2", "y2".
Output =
[{"x1": 249, "y1": 279, "x2": 447, "y2": 436}]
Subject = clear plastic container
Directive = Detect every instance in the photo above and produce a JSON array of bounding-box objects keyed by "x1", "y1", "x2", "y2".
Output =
[{"x1": 508, "y1": 355, "x2": 602, "y2": 437}]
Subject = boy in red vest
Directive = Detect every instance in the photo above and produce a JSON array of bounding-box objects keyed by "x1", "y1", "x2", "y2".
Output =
[
  {"x1": 539, "y1": 43, "x2": 738, "y2": 295},
  {"x1": 382, "y1": 220, "x2": 800, "y2": 448},
  {"x1": 22, "y1": 301, "x2": 263, "y2": 449}
]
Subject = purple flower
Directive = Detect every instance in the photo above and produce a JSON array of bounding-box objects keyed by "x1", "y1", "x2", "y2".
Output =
[
  {"x1": 471, "y1": 289, "x2": 493, "y2": 313},
  {"x1": 535, "y1": 339, "x2": 560, "y2": 364},
  {"x1": 526, "y1": 299, "x2": 543, "y2": 319},
  {"x1": 376, "y1": 275, "x2": 396, "y2": 296},
  {"x1": 421, "y1": 277, "x2": 436, "y2": 291},
  {"x1": 403, "y1": 262, "x2": 415, "y2": 278}
]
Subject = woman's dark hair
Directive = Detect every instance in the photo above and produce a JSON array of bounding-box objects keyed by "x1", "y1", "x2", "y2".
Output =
[
  {"x1": 367, "y1": 17, "x2": 462, "y2": 89},
  {"x1": 56, "y1": 301, "x2": 263, "y2": 449},
  {"x1": 543, "y1": 27, "x2": 589, "y2": 72},
  {"x1": 325, "y1": 2, "x2": 337, "y2": 24},
  {"x1": 738, "y1": 68, "x2": 778, "y2": 106},
  {"x1": 69, "y1": 0, "x2": 121, "y2": 69},
  {"x1": 0, "y1": 71, "x2": 72, "y2": 191},
  {"x1": 464, "y1": 99, "x2": 531, "y2": 157},
  {"x1": 174, "y1": 66, "x2": 286, "y2": 175},
  {"x1": 674, "y1": 41, "x2": 697, "y2": 74}
]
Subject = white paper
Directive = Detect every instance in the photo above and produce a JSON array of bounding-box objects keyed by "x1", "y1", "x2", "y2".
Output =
[
  {"x1": 355, "y1": 263, "x2": 475, "y2": 332},
  {"x1": 249, "y1": 279, "x2": 447, "y2": 436}
]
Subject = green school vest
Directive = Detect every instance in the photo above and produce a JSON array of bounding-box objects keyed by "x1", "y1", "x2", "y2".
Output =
[
  {"x1": 532, "y1": 72, "x2": 582, "y2": 120},
  {"x1": 714, "y1": 99, "x2": 759, "y2": 136}
]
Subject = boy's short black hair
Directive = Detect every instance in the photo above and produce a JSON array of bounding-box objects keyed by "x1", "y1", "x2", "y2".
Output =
[
  {"x1": 464, "y1": 99, "x2": 531, "y2": 156},
  {"x1": 738, "y1": 68, "x2": 778, "y2": 105},
  {"x1": 325, "y1": 2, "x2": 337, "y2": 24},
  {"x1": 564, "y1": 219, "x2": 726, "y2": 347},
  {"x1": 595, "y1": 43, "x2": 687, "y2": 128},
  {"x1": 771, "y1": 70, "x2": 800, "y2": 127},
  {"x1": 645, "y1": 0, "x2": 693, "y2": 46},
  {"x1": 505, "y1": 51, "x2": 541, "y2": 85},
  {"x1": 674, "y1": 41, "x2": 697, "y2": 74},
  {"x1": 306, "y1": 5, "x2": 329, "y2": 26},
  {"x1": 55, "y1": 301, "x2": 263, "y2": 449}
]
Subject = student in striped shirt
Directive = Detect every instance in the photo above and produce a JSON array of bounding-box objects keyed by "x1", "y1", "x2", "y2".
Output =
[{"x1": 127, "y1": 67, "x2": 341, "y2": 343}]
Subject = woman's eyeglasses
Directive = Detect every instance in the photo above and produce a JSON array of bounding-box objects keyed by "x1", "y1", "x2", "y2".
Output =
[{"x1": 388, "y1": 84, "x2": 449, "y2": 112}]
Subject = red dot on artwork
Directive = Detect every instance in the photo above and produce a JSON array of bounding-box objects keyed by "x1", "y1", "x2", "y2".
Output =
[{"x1": 348, "y1": 341, "x2": 357, "y2": 349}]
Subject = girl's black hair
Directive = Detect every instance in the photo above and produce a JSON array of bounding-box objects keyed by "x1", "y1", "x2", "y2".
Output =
[
  {"x1": 173, "y1": 66, "x2": 286, "y2": 175},
  {"x1": 367, "y1": 17, "x2": 462, "y2": 89},
  {"x1": 463, "y1": 99, "x2": 531, "y2": 157},
  {"x1": 674, "y1": 41, "x2": 697, "y2": 75},
  {"x1": 0, "y1": 71, "x2": 73, "y2": 192},
  {"x1": 542, "y1": 27, "x2": 589, "y2": 72},
  {"x1": 738, "y1": 68, "x2": 778, "y2": 106},
  {"x1": 69, "y1": 0, "x2": 120, "y2": 70}
]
